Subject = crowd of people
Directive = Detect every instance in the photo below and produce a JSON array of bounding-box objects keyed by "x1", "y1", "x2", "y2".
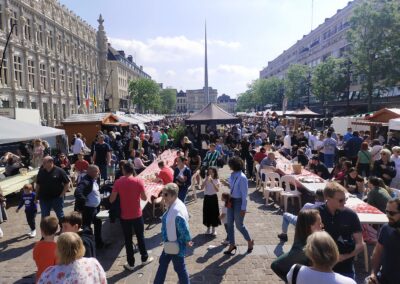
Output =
[{"x1": 0, "y1": 113, "x2": 399, "y2": 283}]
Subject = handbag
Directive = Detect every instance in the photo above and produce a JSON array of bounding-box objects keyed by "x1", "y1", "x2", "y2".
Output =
[
  {"x1": 164, "y1": 241, "x2": 180, "y2": 255},
  {"x1": 292, "y1": 264, "x2": 302, "y2": 284}
]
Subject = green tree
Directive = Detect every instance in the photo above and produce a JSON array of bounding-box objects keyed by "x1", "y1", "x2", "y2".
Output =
[
  {"x1": 311, "y1": 57, "x2": 347, "y2": 105},
  {"x1": 253, "y1": 77, "x2": 284, "y2": 108},
  {"x1": 236, "y1": 88, "x2": 258, "y2": 111},
  {"x1": 347, "y1": 0, "x2": 400, "y2": 111},
  {"x1": 128, "y1": 78, "x2": 160, "y2": 113},
  {"x1": 284, "y1": 64, "x2": 310, "y2": 103},
  {"x1": 159, "y1": 88, "x2": 177, "y2": 114}
]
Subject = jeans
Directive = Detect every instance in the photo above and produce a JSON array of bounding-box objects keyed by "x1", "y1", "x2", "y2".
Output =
[
  {"x1": 25, "y1": 210, "x2": 37, "y2": 231},
  {"x1": 324, "y1": 153, "x2": 334, "y2": 168},
  {"x1": 281, "y1": 212, "x2": 298, "y2": 234},
  {"x1": 357, "y1": 163, "x2": 370, "y2": 177},
  {"x1": 224, "y1": 223, "x2": 229, "y2": 240},
  {"x1": 227, "y1": 198, "x2": 251, "y2": 245},
  {"x1": 82, "y1": 206, "x2": 103, "y2": 246},
  {"x1": 178, "y1": 186, "x2": 188, "y2": 202},
  {"x1": 120, "y1": 217, "x2": 148, "y2": 266},
  {"x1": 96, "y1": 163, "x2": 108, "y2": 180},
  {"x1": 40, "y1": 197, "x2": 64, "y2": 220},
  {"x1": 154, "y1": 251, "x2": 190, "y2": 284},
  {"x1": 340, "y1": 270, "x2": 355, "y2": 280}
]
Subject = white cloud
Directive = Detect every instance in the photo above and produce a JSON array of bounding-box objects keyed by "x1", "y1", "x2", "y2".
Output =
[
  {"x1": 144, "y1": 67, "x2": 159, "y2": 80},
  {"x1": 215, "y1": 64, "x2": 259, "y2": 78},
  {"x1": 165, "y1": 70, "x2": 176, "y2": 77},
  {"x1": 109, "y1": 36, "x2": 241, "y2": 64}
]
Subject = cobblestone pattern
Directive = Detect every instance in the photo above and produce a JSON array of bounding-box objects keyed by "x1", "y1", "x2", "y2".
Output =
[{"x1": 0, "y1": 166, "x2": 369, "y2": 283}]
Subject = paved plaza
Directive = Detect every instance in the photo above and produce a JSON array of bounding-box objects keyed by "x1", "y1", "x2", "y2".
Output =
[{"x1": 0, "y1": 166, "x2": 370, "y2": 284}]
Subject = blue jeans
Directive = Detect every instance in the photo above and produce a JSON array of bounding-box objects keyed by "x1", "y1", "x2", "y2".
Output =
[
  {"x1": 154, "y1": 251, "x2": 190, "y2": 284},
  {"x1": 282, "y1": 212, "x2": 298, "y2": 234},
  {"x1": 324, "y1": 153, "x2": 334, "y2": 168},
  {"x1": 340, "y1": 270, "x2": 355, "y2": 280},
  {"x1": 96, "y1": 163, "x2": 108, "y2": 180},
  {"x1": 178, "y1": 186, "x2": 188, "y2": 202},
  {"x1": 40, "y1": 197, "x2": 64, "y2": 220},
  {"x1": 227, "y1": 198, "x2": 251, "y2": 245}
]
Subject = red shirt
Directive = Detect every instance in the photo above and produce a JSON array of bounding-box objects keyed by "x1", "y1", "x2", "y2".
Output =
[
  {"x1": 113, "y1": 175, "x2": 145, "y2": 219},
  {"x1": 33, "y1": 241, "x2": 57, "y2": 282},
  {"x1": 75, "y1": 160, "x2": 89, "y2": 172},
  {"x1": 254, "y1": 152, "x2": 267, "y2": 164},
  {"x1": 158, "y1": 167, "x2": 174, "y2": 185}
]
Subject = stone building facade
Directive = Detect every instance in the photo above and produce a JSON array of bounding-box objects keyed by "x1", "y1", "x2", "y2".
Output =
[
  {"x1": 217, "y1": 94, "x2": 237, "y2": 114},
  {"x1": 176, "y1": 90, "x2": 186, "y2": 113},
  {"x1": 0, "y1": 0, "x2": 108, "y2": 126},
  {"x1": 105, "y1": 46, "x2": 151, "y2": 112},
  {"x1": 260, "y1": 1, "x2": 356, "y2": 80},
  {"x1": 186, "y1": 87, "x2": 217, "y2": 113}
]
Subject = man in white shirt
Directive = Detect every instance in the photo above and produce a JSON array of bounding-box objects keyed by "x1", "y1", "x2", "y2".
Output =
[
  {"x1": 309, "y1": 130, "x2": 318, "y2": 152},
  {"x1": 72, "y1": 133, "x2": 85, "y2": 161},
  {"x1": 283, "y1": 131, "x2": 292, "y2": 155},
  {"x1": 152, "y1": 126, "x2": 161, "y2": 154}
]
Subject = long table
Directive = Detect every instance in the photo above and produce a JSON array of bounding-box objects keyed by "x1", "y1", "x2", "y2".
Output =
[
  {"x1": 97, "y1": 150, "x2": 177, "y2": 220},
  {"x1": 274, "y1": 151, "x2": 388, "y2": 225},
  {"x1": 0, "y1": 169, "x2": 39, "y2": 196}
]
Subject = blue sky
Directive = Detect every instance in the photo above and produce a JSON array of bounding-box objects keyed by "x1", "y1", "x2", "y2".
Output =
[{"x1": 59, "y1": 0, "x2": 351, "y2": 97}]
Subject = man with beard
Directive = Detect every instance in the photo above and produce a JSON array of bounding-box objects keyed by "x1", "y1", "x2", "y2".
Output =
[{"x1": 368, "y1": 198, "x2": 400, "y2": 284}]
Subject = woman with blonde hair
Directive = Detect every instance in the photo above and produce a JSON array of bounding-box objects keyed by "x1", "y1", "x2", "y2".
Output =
[
  {"x1": 38, "y1": 232, "x2": 107, "y2": 283},
  {"x1": 286, "y1": 231, "x2": 356, "y2": 284}
]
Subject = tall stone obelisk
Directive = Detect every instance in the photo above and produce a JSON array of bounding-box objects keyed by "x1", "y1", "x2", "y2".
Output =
[{"x1": 204, "y1": 22, "x2": 209, "y2": 105}]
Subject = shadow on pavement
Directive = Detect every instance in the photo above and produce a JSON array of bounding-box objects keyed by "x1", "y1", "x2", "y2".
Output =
[
  {"x1": 0, "y1": 242, "x2": 35, "y2": 262},
  {"x1": 189, "y1": 253, "x2": 246, "y2": 283}
]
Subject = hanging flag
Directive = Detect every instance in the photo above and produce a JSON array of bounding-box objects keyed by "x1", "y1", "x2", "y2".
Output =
[
  {"x1": 76, "y1": 84, "x2": 80, "y2": 106},
  {"x1": 93, "y1": 84, "x2": 97, "y2": 108},
  {"x1": 85, "y1": 83, "x2": 89, "y2": 110}
]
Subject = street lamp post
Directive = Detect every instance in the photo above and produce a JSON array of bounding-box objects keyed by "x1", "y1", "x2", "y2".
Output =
[{"x1": 0, "y1": 23, "x2": 17, "y2": 84}]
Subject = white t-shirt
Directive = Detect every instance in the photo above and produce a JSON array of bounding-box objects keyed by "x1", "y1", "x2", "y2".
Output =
[
  {"x1": 204, "y1": 178, "x2": 220, "y2": 196},
  {"x1": 371, "y1": 145, "x2": 383, "y2": 161},
  {"x1": 283, "y1": 135, "x2": 292, "y2": 150},
  {"x1": 287, "y1": 265, "x2": 356, "y2": 284},
  {"x1": 391, "y1": 155, "x2": 400, "y2": 179},
  {"x1": 152, "y1": 131, "x2": 161, "y2": 144},
  {"x1": 72, "y1": 138, "x2": 84, "y2": 154}
]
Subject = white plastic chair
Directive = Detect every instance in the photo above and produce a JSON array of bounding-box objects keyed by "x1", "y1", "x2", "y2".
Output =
[
  {"x1": 259, "y1": 167, "x2": 276, "y2": 190},
  {"x1": 254, "y1": 163, "x2": 261, "y2": 190},
  {"x1": 263, "y1": 172, "x2": 284, "y2": 205},
  {"x1": 280, "y1": 175, "x2": 302, "y2": 212}
]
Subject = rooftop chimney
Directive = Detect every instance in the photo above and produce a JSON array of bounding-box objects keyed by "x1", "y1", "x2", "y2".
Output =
[
  {"x1": 118, "y1": 50, "x2": 125, "y2": 58},
  {"x1": 127, "y1": 55, "x2": 133, "y2": 62}
]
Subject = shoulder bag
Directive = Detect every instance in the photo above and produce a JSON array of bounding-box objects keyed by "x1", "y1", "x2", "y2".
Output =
[
  {"x1": 292, "y1": 264, "x2": 302, "y2": 284},
  {"x1": 164, "y1": 241, "x2": 180, "y2": 255}
]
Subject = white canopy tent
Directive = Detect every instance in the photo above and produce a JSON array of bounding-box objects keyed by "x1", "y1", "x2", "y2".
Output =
[
  {"x1": 0, "y1": 116, "x2": 65, "y2": 144},
  {"x1": 389, "y1": 118, "x2": 400, "y2": 131}
]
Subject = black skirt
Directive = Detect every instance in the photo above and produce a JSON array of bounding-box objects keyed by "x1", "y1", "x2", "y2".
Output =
[{"x1": 203, "y1": 194, "x2": 221, "y2": 227}]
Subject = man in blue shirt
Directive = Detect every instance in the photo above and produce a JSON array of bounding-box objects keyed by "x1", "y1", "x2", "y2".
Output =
[
  {"x1": 344, "y1": 131, "x2": 363, "y2": 165},
  {"x1": 343, "y1": 128, "x2": 353, "y2": 143}
]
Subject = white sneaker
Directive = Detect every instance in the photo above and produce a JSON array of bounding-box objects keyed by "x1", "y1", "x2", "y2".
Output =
[
  {"x1": 221, "y1": 239, "x2": 229, "y2": 245},
  {"x1": 142, "y1": 256, "x2": 154, "y2": 266},
  {"x1": 123, "y1": 263, "x2": 135, "y2": 271},
  {"x1": 30, "y1": 229, "x2": 36, "y2": 238},
  {"x1": 211, "y1": 227, "x2": 217, "y2": 236},
  {"x1": 206, "y1": 227, "x2": 211, "y2": 234}
]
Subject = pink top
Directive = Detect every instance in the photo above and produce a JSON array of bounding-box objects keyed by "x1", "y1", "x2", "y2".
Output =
[{"x1": 113, "y1": 175, "x2": 145, "y2": 219}]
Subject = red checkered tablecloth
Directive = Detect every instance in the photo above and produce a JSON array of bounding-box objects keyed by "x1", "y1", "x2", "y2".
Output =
[{"x1": 138, "y1": 150, "x2": 177, "y2": 202}]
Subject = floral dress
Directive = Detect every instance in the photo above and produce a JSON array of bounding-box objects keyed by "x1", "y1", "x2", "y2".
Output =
[{"x1": 38, "y1": 257, "x2": 107, "y2": 284}]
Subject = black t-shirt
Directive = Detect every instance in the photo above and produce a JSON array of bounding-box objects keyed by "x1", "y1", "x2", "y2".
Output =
[
  {"x1": 318, "y1": 204, "x2": 362, "y2": 274},
  {"x1": 378, "y1": 224, "x2": 400, "y2": 284},
  {"x1": 94, "y1": 143, "x2": 111, "y2": 165},
  {"x1": 311, "y1": 163, "x2": 331, "y2": 180},
  {"x1": 37, "y1": 166, "x2": 70, "y2": 200}
]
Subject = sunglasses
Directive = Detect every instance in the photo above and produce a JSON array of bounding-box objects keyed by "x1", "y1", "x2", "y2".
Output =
[{"x1": 385, "y1": 210, "x2": 400, "y2": 216}]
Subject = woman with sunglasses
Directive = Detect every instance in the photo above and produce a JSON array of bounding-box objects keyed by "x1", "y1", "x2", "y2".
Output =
[
  {"x1": 373, "y1": 149, "x2": 396, "y2": 186},
  {"x1": 154, "y1": 183, "x2": 192, "y2": 284}
]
